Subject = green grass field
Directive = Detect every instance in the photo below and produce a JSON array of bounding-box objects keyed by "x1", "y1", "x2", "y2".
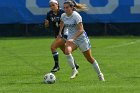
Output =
[{"x1": 0, "y1": 37, "x2": 140, "y2": 93}]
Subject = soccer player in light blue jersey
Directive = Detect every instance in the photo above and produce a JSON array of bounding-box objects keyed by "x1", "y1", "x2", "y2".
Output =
[{"x1": 58, "y1": 0, "x2": 105, "y2": 81}]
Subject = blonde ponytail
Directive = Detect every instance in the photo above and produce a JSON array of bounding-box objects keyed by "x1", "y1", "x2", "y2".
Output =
[
  {"x1": 75, "y1": 3, "x2": 88, "y2": 12},
  {"x1": 64, "y1": 0, "x2": 88, "y2": 12}
]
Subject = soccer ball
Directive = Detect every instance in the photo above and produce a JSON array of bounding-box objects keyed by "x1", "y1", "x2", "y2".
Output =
[{"x1": 44, "y1": 73, "x2": 56, "y2": 84}]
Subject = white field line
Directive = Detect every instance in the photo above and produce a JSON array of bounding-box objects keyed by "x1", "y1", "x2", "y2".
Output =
[{"x1": 105, "y1": 40, "x2": 140, "y2": 49}]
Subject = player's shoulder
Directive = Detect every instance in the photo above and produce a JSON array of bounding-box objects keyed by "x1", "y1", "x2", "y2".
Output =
[
  {"x1": 61, "y1": 12, "x2": 67, "y2": 18},
  {"x1": 47, "y1": 10, "x2": 53, "y2": 15},
  {"x1": 72, "y1": 11, "x2": 82, "y2": 18},
  {"x1": 73, "y1": 11, "x2": 81, "y2": 16}
]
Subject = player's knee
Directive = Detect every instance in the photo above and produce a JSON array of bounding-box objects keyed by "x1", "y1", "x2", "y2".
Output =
[
  {"x1": 65, "y1": 49, "x2": 71, "y2": 55},
  {"x1": 51, "y1": 45, "x2": 56, "y2": 51},
  {"x1": 65, "y1": 46, "x2": 72, "y2": 55}
]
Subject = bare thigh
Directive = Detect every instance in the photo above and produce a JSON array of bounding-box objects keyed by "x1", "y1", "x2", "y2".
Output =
[
  {"x1": 51, "y1": 37, "x2": 65, "y2": 53},
  {"x1": 83, "y1": 49, "x2": 95, "y2": 64}
]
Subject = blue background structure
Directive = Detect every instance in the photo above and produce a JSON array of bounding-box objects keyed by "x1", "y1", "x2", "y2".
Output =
[{"x1": 0, "y1": 0, "x2": 140, "y2": 24}]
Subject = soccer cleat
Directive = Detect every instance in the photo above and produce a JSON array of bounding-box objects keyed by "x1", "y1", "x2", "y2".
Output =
[
  {"x1": 98, "y1": 73, "x2": 105, "y2": 81},
  {"x1": 75, "y1": 64, "x2": 79, "y2": 69},
  {"x1": 70, "y1": 69, "x2": 78, "y2": 79},
  {"x1": 51, "y1": 66, "x2": 60, "y2": 73}
]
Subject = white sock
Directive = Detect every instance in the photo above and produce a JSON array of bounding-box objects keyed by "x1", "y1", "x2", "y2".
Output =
[
  {"x1": 92, "y1": 60, "x2": 102, "y2": 75},
  {"x1": 66, "y1": 54, "x2": 76, "y2": 70}
]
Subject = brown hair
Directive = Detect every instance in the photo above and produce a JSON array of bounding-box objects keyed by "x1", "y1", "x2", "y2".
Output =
[{"x1": 64, "y1": 0, "x2": 88, "y2": 12}]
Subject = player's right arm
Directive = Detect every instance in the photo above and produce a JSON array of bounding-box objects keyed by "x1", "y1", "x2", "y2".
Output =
[{"x1": 45, "y1": 12, "x2": 50, "y2": 28}]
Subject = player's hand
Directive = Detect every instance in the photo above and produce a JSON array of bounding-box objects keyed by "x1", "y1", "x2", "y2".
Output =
[
  {"x1": 45, "y1": 19, "x2": 49, "y2": 28},
  {"x1": 66, "y1": 39, "x2": 74, "y2": 46},
  {"x1": 67, "y1": 39, "x2": 74, "y2": 43}
]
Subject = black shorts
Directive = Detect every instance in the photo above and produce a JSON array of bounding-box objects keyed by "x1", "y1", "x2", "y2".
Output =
[{"x1": 54, "y1": 31, "x2": 59, "y2": 38}]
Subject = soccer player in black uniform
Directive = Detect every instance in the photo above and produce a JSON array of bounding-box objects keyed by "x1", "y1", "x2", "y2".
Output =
[{"x1": 45, "y1": 0, "x2": 79, "y2": 72}]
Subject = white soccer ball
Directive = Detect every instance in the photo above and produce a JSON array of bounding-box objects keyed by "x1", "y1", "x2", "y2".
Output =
[{"x1": 44, "y1": 73, "x2": 56, "y2": 84}]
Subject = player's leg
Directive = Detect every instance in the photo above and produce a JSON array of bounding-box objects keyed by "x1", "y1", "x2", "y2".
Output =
[
  {"x1": 59, "y1": 44, "x2": 79, "y2": 69},
  {"x1": 50, "y1": 37, "x2": 65, "y2": 72},
  {"x1": 65, "y1": 42, "x2": 78, "y2": 79},
  {"x1": 77, "y1": 36, "x2": 105, "y2": 81},
  {"x1": 82, "y1": 49, "x2": 105, "y2": 81}
]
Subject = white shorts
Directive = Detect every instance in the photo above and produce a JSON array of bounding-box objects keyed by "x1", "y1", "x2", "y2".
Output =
[{"x1": 74, "y1": 33, "x2": 91, "y2": 52}]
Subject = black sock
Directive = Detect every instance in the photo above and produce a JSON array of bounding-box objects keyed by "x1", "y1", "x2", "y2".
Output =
[
  {"x1": 74, "y1": 60, "x2": 78, "y2": 67},
  {"x1": 52, "y1": 52, "x2": 59, "y2": 67}
]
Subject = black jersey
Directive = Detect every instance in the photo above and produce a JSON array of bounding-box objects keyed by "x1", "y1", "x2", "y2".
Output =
[{"x1": 46, "y1": 9, "x2": 64, "y2": 38}]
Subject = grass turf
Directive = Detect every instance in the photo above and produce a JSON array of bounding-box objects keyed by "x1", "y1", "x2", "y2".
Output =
[{"x1": 0, "y1": 37, "x2": 140, "y2": 93}]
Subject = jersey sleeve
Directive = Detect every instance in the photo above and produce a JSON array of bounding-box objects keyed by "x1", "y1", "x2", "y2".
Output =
[
  {"x1": 60, "y1": 13, "x2": 65, "y2": 22},
  {"x1": 75, "y1": 12, "x2": 82, "y2": 24}
]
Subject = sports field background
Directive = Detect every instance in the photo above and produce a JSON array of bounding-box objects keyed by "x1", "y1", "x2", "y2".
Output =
[{"x1": 0, "y1": 37, "x2": 140, "y2": 93}]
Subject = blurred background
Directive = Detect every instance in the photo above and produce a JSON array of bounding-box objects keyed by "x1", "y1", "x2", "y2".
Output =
[{"x1": 0, "y1": 0, "x2": 140, "y2": 37}]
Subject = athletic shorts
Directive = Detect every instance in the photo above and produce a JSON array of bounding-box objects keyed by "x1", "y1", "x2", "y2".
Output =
[
  {"x1": 74, "y1": 32, "x2": 91, "y2": 52},
  {"x1": 63, "y1": 31, "x2": 91, "y2": 52}
]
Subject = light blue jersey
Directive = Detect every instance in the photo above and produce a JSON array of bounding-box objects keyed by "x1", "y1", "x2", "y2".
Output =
[{"x1": 61, "y1": 11, "x2": 91, "y2": 52}]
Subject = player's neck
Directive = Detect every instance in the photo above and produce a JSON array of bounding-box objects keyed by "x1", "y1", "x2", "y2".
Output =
[{"x1": 67, "y1": 11, "x2": 73, "y2": 17}]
